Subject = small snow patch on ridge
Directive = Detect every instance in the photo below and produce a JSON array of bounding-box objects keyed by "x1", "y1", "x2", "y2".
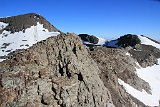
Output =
[
  {"x1": 97, "y1": 37, "x2": 106, "y2": 45},
  {"x1": 126, "y1": 52, "x2": 130, "y2": 56},
  {"x1": 0, "y1": 22, "x2": 8, "y2": 30},
  {"x1": 138, "y1": 35, "x2": 160, "y2": 49}
]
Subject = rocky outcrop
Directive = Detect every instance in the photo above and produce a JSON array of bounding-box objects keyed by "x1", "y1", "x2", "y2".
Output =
[
  {"x1": 129, "y1": 44, "x2": 160, "y2": 67},
  {"x1": 78, "y1": 34, "x2": 99, "y2": 44},
  {"x1": 0, "y1": 13, "x2": 59, "y2": 33},
  {"x1": 1, "y1": 13, "x2": 160, "y2": 107},
  {"x1": 89, "y1": 47, "x2": 150, "y2": 107},
  {"x1": 117, "y1": 34, "x2": 141, "y2": 47},
  {"x1": 0, "y1": 33, "x2": 114, "y2": 107},
  {"x1": 103, "y1": 34, "x2": 141, "y2": 48}
]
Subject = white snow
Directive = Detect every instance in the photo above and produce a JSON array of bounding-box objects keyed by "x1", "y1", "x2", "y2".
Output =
[
  {"x1": 0, "y1": 59, "x2": 5, "y2": 62},
  {"x1": 97, "y1": 37, "x2": 106, "y2": 45},
  {"x1": 83, "y1": 37, "x2": 106, "y2": 45},
  {"x1": 107, "y1": 103, "x2": 115, "y2": 107},
  {"x1": 138, "y1": 35, "x2": 160, "y2": 49},
  {"x1": 118, "y1": 59, "x2": 160, "y2": 106},
  {"x1": 0, "y1": 22, "x2": 8, "y2": 30},
  {"x1": 126, "y1": 52, "x2": 131, "y2": 56},
  {"x1": 0, "y1": 16, "x2": 11, "y2": 18},
  {"x1": 0, "y1": 22, "x2": 60, "y2": 62},
  {"x1": 34, "y1": 15, "x2": 40, "y2": 19},
  {"x1": 83, "y1": 41, "x2": 92, "y2": 45}
]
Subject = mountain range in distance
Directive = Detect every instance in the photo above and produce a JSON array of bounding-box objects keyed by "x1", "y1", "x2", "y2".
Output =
[{"x1": 0, "y1": 13, "x2": 160, "y2": 107}]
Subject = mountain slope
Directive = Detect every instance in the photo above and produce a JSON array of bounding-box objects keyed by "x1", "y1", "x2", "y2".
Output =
[
  {"x1": 0, "y1": 13, "x2": 160, "y2": 107},
  {"x1": 89, "y1": 47, "x2": 148, "y2": 107},
  {"x1": 0, "y1": 13, "x2": 60, "y2": 62},
  {"x1": 138, "y1": 35, "x2": 160, "y2": 49},
  {"x1": 0, "y1": 13, "x2": 59, "y2": 33},
  {"x1": 104, "y1": 34, "x2": 160, "y2": 49},
  {"x1": 0, "y1": 33, "x2": 114, "y2": 107},
  {"x1": 88, "y1": 34, "x2": 160, "y2": 107}
]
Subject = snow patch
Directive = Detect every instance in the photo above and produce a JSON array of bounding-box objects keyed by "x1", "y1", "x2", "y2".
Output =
[
  {"x1": 135, "y1": 62, "x2": 141, "y2": 68},
  {"x1": 0, "y1": 59, "x2": 5, "y2": 62},
  {"x1": 118, "y1": 59, "x2": 160, "y2": 106},
  {"x1": 97, "y1": 37, "x2": 106, "y2": 45},
  {"x1": 34, "y1": 15, "x2": 40, "y2": 19},
  {"x1": 0, "y1": 22, "x2": 60, "y2": 62},
  {"x1": 0, "y1": 22, "x2": 8, "y2": 30},
  {"x1": 83, "y1": 37, "x2": 106, "y2": 46},
  {"x1": 83, "y1": 41, "x2": 92, "y2": 45},
  {"x1": 126, "y1": 52, "x2": 130, "y2": 56},
  {"x1": 107, "y1": 103, "x2": 115, "y2": 107},
  {"x1": 118, "y1": 79, "x2": 155, "y2": 106},
  {"x1": 138, "y1": 35, "x2": 160, "y2": 49}
]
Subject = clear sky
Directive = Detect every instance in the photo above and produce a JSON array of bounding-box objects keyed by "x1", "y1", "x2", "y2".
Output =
[{"x1": 0, "y1": 0, "x2": 160, "y2": 40}]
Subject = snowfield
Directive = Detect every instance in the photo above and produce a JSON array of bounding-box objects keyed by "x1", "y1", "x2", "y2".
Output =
[
  {"x1": 138, "y1": 35, "x2": 160, "y2": 49},
  {"x1": 119, "y1": 59, "x2": 160, "y2": 106},
  {"x1": 0, "y1": 22, "x2": 60, "y2": 62},
  {"x1": 0, "y1": 22, "x2": 8, "y2": 30}
]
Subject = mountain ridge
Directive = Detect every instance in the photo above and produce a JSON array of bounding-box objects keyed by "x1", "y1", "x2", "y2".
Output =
[
  {"x1": 0, "y1": 13, "x2": 160, "y2": 107},
  {"x1": 0, "y1": 13, "x2": 59, "y2": 33},
  {"x1": 0, "y1": 13, "x2": 60, "y2": 62},
  {"x1": 0, "y1": 33, "x2": 114, "y2": 107}
]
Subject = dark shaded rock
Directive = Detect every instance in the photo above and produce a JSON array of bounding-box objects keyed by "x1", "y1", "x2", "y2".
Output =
[
  {"x1": 78, "y1": 34, "x2": 99, "y2": 44},
  {"x1": 103, "y1": 34, "x2": 141, "y2": 48},
  {"x1": 117, "y1": 34, "x2": 141, "y2": 47}
]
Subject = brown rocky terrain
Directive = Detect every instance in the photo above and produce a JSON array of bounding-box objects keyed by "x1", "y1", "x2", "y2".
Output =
[
  {"x1": 1, "y1": 32, "x2": 156, "y2": 107},
  {"x1": 0, "y1": 13, "x2": 59, "y2": 33},
  {"x1": 1, "y1": 13, "x2": 160, "y2": 107},
  {"x1": 89, "y1": 47, "x2": 150, "y2": 107},
  {"x1": 0, "y1": 33, "x2": 114, "y2": 107},
  {"x1": 129, "y1": 44, "x2": 160, "y2": 67}
]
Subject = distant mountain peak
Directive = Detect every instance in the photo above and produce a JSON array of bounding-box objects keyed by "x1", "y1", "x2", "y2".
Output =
[
  {"x1": 0, "y1": 13, "x2": 60, "y2": 61},
  {"x1": 0, "y1": 13, "x2": 160, "y2": 107},
  {"x1": 0, "y1": 13, "x2": 59, "y2": 33},
  {"x1": 104, "y1": 34, "x2": 160, "y2": 49}
]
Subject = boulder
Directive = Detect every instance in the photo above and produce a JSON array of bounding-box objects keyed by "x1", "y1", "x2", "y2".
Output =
[{"x1": 78, "y1": 34, "x2": 99, "y2": 44}]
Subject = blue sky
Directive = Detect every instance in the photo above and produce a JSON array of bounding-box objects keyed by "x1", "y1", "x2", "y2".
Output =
[{"x1": 0, "y1": 0, "x2": 160, "y2": 40}]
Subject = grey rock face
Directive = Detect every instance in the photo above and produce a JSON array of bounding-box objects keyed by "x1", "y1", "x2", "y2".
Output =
[
  {"x1": 89, "y1": 47, "x2": 150, "y2": 107},
  {"x1": 103, "y1": 34, "x2": 141, "y2": 48},
  {"x1": 78, "y1": 34, "x2": 99, "y2": 44},
  {"x1": 129, "y1": 44, "x2": 160, "y2": 68},
  {"x1": 0, "y1": 33, "x2": 114, "y2": 107},
  {"x1": 117, "y1": 34, "x2": 141, "y2": 47}
]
